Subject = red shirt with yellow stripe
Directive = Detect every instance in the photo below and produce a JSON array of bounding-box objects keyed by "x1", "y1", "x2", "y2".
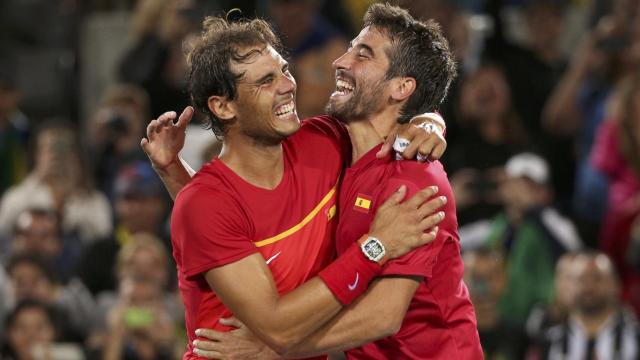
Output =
[{"x1": 170, "y1": 116, "x2": 349, "y2": 360}]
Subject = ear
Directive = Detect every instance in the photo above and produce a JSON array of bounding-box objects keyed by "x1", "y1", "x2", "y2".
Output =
[
  {"x1": 390, "y1": 77, "x2": 416, "y2": 102},
  {"x1": 208, "y1": 96, "x2": 236, "y2": 121}
]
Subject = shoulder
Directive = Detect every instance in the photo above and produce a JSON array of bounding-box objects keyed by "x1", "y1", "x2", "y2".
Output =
[
  {"x1": 288, "y1": 115, "x2": 350, "y2": 163},
  {"x1": 173, "y1": 166, "x2": 242, "y2": 221},
  {"x1": 297, "y1": 115, "x2": 348, "y2": 138},
  {"x1": 389, "y1": 160, "x2": 452, "y2": 196}
]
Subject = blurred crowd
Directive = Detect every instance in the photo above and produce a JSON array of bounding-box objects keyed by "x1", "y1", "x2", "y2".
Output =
[{"x1": 1, "y1": 0, "x2": 640, "y2": 359}]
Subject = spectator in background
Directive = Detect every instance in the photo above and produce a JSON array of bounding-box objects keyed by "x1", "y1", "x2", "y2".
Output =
[
  {"x1": 93, "y1": 233, "x2": 181, "y2": 326},
  {"x1": 78, "y1": 162, "x2": 169, "y2": 295},
  {"x1": 87, "y1": 83, "x2": 152, "y2": 195},
  {"x1": 6, "y1": 253, "x2": 96, "y2": 343},
  {"x1": 88, "y1": 233, "x2": 181, "y2": 360},
  {"x1": 543, "y1": 0, "x2": 640, "y2": 246},
  {"x1": 483, "y1": 153, "x2": 582, "y2": 326},
  {"x1": 118, "y1": 0, "x2": 199, "y2": 117},
  {"x1": 527, "y1": 252, "x2": 580, "y2": 352},
  {"x1": 0, "y1": 59, "x2": 29, "y2": 196},
  {"x1": 446, "y1": 63, "x2": 527, "y2": 226},
  {"x1": 6, "y1": 208, "x2": 81, "y2": 283},
  {"x1": 591, "y1": 70, "x2": 640, "y2": 317},
  {"x1": 266, "y1": 0, "x2": 348, "y2": 117},
  {"x1": 464, "y1": 247, "x2": 528, "y2": 360},
  {"x1": 99, "y1": 274, "x2": 177, "y2": 360},
  {"x1": 484, "y1": 0, "x2": 575, "y2": 211},
  {"x1": 0, "y1": 121, "x2": 112, "y2": 245},
  {"x1": 112, "y1": 162, "x2": 170, "y2": 241},
  {"x1": 539, "y1": 251, "x2": 640, "y2": 360},
  {"x1": 0, "y1": 300, "x2": 63, "y2": 360}
]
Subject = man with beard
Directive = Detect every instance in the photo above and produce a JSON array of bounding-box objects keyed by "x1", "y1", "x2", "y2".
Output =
[
  {"x1": 539, "y1": 251, "x2": 640, "y2": 360},
  {"x1": 142, "y1": 9, "x2": 449, "y2": 360},
  {"x1": 178, "y1": 4, "x2": 482, "y2": 359}
]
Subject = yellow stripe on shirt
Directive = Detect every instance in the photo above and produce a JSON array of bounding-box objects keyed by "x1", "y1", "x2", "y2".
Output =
[{"x1": 254, "y1": 185, "x2": 337, "y2": 247}]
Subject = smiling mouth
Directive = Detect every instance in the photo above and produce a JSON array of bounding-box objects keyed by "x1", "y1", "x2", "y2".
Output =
[
  {"x1": 274, "y1": 100, "x2": 296, "y2": 118},
  {"x1": 334, "y1": 77, "x2": 354, "y2": 96}
]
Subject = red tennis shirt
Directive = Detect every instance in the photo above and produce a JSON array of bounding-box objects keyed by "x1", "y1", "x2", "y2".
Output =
[
  {"x1": 171, "y1": 116, "x2": 350, "y2": 360},
  {"x1": 337, "y1": 144, "x2": 483, "y2": 359}
]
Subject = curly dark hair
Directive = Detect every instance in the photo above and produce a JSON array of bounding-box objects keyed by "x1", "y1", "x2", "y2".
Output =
[
  {"x1": 187, "y1": 12, "x2": 281, "y2": 137},
  {"x1": 363, "y1": 3, "x2": 457, "y2": 123}
]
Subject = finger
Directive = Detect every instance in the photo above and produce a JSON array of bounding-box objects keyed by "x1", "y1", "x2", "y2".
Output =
[
  {"x1": 156, "y1": 111, "x2": 178, "y2": 129},
  {"x1": 429, "y1": 141, "x2": 447, "y2": 161},
  {"x1": 379, "y1": 185, "x2": 407, "y2": 208},
  {"x1": 157, "y1": 111, "x2": 177, "y2": 124},
  {"x1": 419, "y1": 226, "x2": 439, "y2": 244},
  {"x1": 396, "y1": 121, "x2": 420, "y2": 141},
  {"x1": 176, "y1": 106, "x2": 195, "y2": 130},
  {"x1": 146, "y1": 119, "x2": 158, "y2": 139},
  {"x1": 413, "y1": 135, "x2": 439, "y2": 161},
  {"x1": 193, "y1": 339, "x2": 222, "y2": 351},
  {"x1": 404, "y1": 185, "x2": 439, "y2": 209},
  {"x1": 376, "y1": 135, "x2": 395, "y2": 158},
  {"x1": 140, "y1": 138, "x2": 150, "y2": 155},
  {"x1": 219, "y1": 317, "x2": 243, "y2": 329},
  {"x1": 419, "y1": 211, "x2": 445, "y2": 231},
  {"x1": 400, "y1": 130, "x2": 424, "y2": 160},
  {"x1": 417, "y1": 195, "x2": 447, "y2": 219},
  {"x1": 193, "y1": 348, "x2": 223, "y2": 359},
  {"x1": 195, "y1": 328, "x2": 226, "y2": 341}
]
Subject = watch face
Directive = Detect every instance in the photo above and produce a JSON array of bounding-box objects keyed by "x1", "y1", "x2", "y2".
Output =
[{"x1": 364, "y1": 240, "x2": 384, "y2": 259}]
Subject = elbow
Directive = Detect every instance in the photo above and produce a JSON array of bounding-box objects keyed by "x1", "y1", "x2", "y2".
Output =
[
  {"x1": 259, "y1": 330, "x2": 305, "y2": 355},
  {"x1": 378, "y1": 315, "x2": 403, "y2": 338},
  {"x1": 373, "y1": 307, "x2": 405, "y2": 339}
]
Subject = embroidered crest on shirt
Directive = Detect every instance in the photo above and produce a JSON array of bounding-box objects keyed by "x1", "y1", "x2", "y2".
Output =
[{"x1": 353, "y1": 194, "x2": 372, "y2": 213}]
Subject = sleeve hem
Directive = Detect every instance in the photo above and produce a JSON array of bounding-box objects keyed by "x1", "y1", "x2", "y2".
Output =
[
  {"x1": 183, "y1": 248, "x2": 260, "y2": 279},
  {"x1": 381, "y1": 266, "x2": 432, "y2": 278}
]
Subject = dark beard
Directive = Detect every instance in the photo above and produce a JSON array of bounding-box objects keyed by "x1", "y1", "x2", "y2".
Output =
[
  {"x1": 326, "y1": 79, "x2": 387, "y2": 123},
  {"x1": 577, "y1": 297, "x2": 611, "y2": 316}
]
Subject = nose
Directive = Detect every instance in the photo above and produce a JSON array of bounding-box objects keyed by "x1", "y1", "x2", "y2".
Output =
[
  {"x1": 332, "y1": 51, "x2": 351, "y2": 71},
  {"x1": 278, "y1": 72, "x2": 296, "y2": 95}
]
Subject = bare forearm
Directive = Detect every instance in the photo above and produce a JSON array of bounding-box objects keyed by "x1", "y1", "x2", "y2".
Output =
[
  {"x1": 153, "y1": 158, "x2": 194, "y2": 200},
  {"x1": 543, "y1": 66, "x2": 586, "y2": 135},
  {"x1": 211, "y1": 273, "x2": 343, "y2": 353},
  {"x1": 283, "y1": 277, "x2": 419, "y2": 358}
]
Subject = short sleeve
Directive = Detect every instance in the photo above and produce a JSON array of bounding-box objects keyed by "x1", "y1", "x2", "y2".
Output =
[
  {"x1": 171, "y1": 186, "x2": 258, "y2": 279},
  {"x1": 375, "y1": 164, "x2": 455, "y2": 278}
]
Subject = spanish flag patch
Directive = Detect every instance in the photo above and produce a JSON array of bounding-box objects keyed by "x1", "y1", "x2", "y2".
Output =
[{"x1": 354, "y1": 194, "x2": 372, "y2": 213}]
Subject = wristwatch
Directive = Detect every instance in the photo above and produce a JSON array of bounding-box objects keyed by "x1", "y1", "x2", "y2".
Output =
[{"x1": 360, "y1": 236, "x2": 386, "y2": 263}]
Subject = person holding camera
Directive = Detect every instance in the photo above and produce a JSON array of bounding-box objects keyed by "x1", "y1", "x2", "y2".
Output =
[{"x1": 0, "y1": 121, "x2": 112, "y2": 246}]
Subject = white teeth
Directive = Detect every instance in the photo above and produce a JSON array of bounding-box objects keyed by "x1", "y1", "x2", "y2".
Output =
[
  {"x1": 335, "y1": 79, "x2": 354, "y2": 94},
  {"x1": 275, "y1": 101, "x2": 295, "y2": 116}
]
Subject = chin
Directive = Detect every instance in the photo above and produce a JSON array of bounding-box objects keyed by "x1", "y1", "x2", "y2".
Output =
[{"x1": 325, "y1": 103, "x2": 348, "y2": 123}]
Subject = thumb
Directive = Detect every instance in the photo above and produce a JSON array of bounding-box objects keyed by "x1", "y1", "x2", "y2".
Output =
[
  {"x1": 376, "y1": 135, "x2": 395, "y2": 158},
  {"x1": 176, "y1": 106, "x2": 195, "y2": 130}
]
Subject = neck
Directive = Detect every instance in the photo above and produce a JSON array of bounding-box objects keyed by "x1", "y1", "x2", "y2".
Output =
[
  {"x1": 218, "y1": 131, "x2": 284, "y2": 190},
  {"x1": 347, "y1": 107, "x2": 400, "y2": 165},
  {"x1": 574, "y1": 305, "x2": 616, "y2": 338}
]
